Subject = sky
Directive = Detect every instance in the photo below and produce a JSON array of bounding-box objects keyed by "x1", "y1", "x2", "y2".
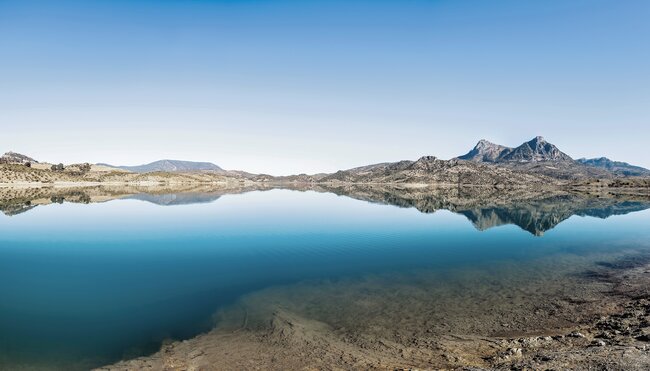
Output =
[{"x1": 1, "y1": 0, "x2": 648, "y2": 175}]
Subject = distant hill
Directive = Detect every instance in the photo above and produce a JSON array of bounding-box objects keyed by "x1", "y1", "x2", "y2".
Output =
[
  {"x1": 99, "y1": 160, "x2": 223, "y2": 173},
  {"x1": 577, "y1": 157, "x2": 650, "y2": 177},
  {"x1": 0, "y1": 151, "x2": 38, "y2": 165}
]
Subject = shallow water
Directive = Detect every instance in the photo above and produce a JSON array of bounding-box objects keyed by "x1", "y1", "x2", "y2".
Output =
[{"x1": 1, "y1": 187, "x2": 650, "y2": 370}]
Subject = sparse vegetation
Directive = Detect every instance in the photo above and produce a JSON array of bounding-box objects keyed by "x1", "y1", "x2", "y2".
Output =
[
  {"x1": 79, "y1": 163, "x2": 91, "y2": 172},
  {"x1": 51, "y1": 163, "x2": 65, "y2": 171},
  {"x1": 0, "y1": 163, "x2": 245, "y2": 185}
]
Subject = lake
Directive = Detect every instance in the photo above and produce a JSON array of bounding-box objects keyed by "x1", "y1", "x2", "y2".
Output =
[{"x1": 1, "y1": 186, "x2": 650, "y2": 370}]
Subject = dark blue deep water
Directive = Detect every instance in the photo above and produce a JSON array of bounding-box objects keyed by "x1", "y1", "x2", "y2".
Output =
[{"x1": 1, "y1": 188, "x2": 650, "y2": 369}]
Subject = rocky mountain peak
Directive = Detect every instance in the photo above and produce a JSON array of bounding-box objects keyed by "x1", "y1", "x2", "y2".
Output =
[
  {"x1": 500, "y1": 136, "x2": 573, "y2": 163},
  {"x1": 475, "y1": 139, "x2": 501, "y2": 149},
  {"x1": 458, "y1": 139, "x2": 512, "y2": 163}
]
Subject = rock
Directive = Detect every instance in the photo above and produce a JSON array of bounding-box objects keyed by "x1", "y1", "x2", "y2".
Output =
[
  {"x1": 534, "y1": 355, "x2": 553, "y2": 362},
  {"x1": 636, "y1": 334, "x2": 650, "y2": 342},
  {"x1": 506, "y1": 347, "x2": 523, "y2": 357}
]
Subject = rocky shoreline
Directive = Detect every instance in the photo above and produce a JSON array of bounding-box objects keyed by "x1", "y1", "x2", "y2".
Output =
[
  {"x1": 97, "y1": 253, "x2": 650, "y2": 371},
  {"x1": 485, "y1": 257, "x2": 650, "y2": 370}
]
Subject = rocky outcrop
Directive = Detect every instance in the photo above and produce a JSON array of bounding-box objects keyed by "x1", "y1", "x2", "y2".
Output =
[{"x1": 0, "y1": 152, "x2": 37, "y2": 165}]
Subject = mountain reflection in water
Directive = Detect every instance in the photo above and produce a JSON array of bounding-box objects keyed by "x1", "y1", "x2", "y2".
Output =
[{"x1": 2, "y1": 184, "x2": 649, "y2": 236}]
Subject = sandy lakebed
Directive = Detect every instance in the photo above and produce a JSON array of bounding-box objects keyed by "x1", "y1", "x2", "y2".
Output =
[{"x1": 97, "y1": 250, "x2": 650, "y2": 370}]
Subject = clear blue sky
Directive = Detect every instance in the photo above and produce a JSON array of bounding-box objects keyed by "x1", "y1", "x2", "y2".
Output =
[{"x1": 1, "y1": 0, "x2": 648, "y2": 174}]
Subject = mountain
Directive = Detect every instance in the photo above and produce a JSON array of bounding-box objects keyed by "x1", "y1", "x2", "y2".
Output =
[
  {"x1": 324, "y1": 136, "x2": 638, "y2": 183},
  {"x1": 319, "y1": 156, "x2": 556, "y2": 186},
  {"x1": 455, "y1": 137, "x2": 622, "y2": 180},
  {"x1": 0, "y1": 151, "x2": 38, "y2": 164},
  {"x1": 99, "y1": 160, "x2": 223, "y2": 173},
  {"x1": 458, "y1": 140, "x2": 512, "y2": 162},
  {"x1": 458, "y1": 136, "x2": 573, "y2": 164},
  {"x1": 577, "y1": 157, "x2": 650, "y2": 177},
  {"x1": 500, "y1": 136, "x2": 573, "y2": 162}
]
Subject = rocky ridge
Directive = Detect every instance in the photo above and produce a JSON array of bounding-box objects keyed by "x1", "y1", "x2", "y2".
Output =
[
  {"x1": 578, "y1": 157, "x2": 650, "y2": 177},
  {"x1": 320, "y1": 156, "x2": 558, "y2": 186},
  {"x1": 456, "y1": 136, "x2": 649, "y2": 180},
  {"x1": 3, "y1": 137, "x2": 650, "y2": 186}
]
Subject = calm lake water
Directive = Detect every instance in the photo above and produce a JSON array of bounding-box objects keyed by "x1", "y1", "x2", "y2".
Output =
[{"x1": 1, "y1": 188, "x2": 650, "y2": 370}]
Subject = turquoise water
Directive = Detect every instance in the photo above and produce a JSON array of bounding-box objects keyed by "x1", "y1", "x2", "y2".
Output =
[{"x1": 1, "y1": 189, "x2": 650, "y2": 369}]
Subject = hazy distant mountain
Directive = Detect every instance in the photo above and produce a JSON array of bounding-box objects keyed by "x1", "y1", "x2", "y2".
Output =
[
  {"x1": 0, "y1": 151, "x2": 38, "y2": 164},
  {"x1": 99, "y1": 160, "x2": 223, "y2": 173},
  {"x1": 577, "y1": 157, "x2": 650, "y2": 177}
]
